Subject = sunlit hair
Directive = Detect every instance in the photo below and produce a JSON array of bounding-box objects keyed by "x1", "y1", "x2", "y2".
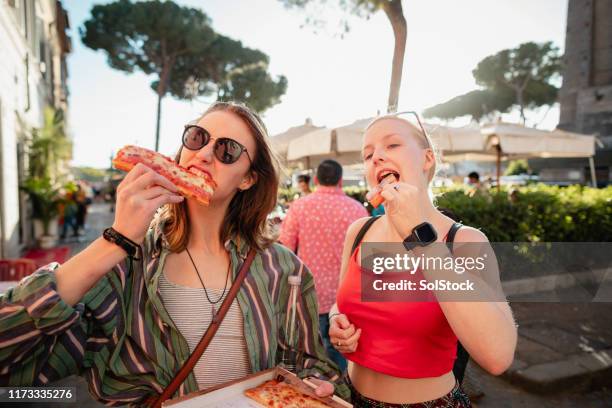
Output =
[
  {"x1": 158, "y1": 101, "x2": 279, "y2": 253},
  {"x1": 365, "y1": 111, "x2": 438, "y2": 184}
]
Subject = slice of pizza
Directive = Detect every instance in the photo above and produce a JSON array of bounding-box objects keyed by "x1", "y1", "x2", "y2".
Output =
[
  {"x1": 112, "y1": 145, "x2": 216, "y2": 206},
  {"x1": 244, "y1": 380, "x2": 332, "y2": 408}
]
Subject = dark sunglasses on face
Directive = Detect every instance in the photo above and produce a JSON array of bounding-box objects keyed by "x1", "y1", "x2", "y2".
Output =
[{"x1": 182, "y1": 125, "x2": 252, "y2": 165}]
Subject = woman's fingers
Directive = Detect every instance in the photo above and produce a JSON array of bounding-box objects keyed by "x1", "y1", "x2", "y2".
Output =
[
  {"x1": 139, "y1": 186, "x2": 180, "y2": 200},
  {"x1": 334, "y1": 328, "x2": 361, "y2": 353},
  {"x1": 128, "y1": 169, "x2": 178, "y2": 195},
  {"x1": 118, "y1": 163, "x2": 149, "y2": 191},
  {"x1": 329, "y1": 321, "x2": 353, "y2": 339},
  {"x1": 331, "y1": 314, "x2": 351, "y2": 330},
  {"x1": 147, "y1": 193, "x2": 184, "y2": 211},
  {"x1": 342, "y1": 327, "x2": 361, "y2": 346},
  {"x1": 336, "y1": 324, "x2": 356, "y2": 340},
  {"x1": 304, "y1": 378, "x2": 335, "y2": 397}
]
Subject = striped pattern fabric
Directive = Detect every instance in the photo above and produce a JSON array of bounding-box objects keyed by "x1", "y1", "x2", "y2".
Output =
[
  {"x1": 158, "y1": 273, "x2": 251, "y2": 390},
  {"x1": 0, "y1": 216, "x2": 349, "y2": 406}
]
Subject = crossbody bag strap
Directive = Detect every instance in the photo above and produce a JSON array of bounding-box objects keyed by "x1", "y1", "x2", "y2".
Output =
[
  {"x1": 148, "y1": 248, "x2": 257, "y2": 408},
  {"x1": 351, "y1": 216, "x2": 381, "y2": 255}
]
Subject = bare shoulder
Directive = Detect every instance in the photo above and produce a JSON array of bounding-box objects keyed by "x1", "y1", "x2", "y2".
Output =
[
  {"x1": 455, "y1": 225, "x2": 489, "y2": 243},
  {"x1": 346, "y1": 216, "x2": 372, "y2": 241}
]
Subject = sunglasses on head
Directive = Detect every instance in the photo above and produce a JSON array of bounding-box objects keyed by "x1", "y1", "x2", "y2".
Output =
[
  {"x1": 182, "y1": 125, "x2": 252, "y2": 165},
  {"x1": 393, "y1": 111, "x2": 432, "y2": 149}
]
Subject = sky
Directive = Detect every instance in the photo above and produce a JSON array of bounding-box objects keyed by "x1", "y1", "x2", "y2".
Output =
[{"x1": 65, "y1": 0, "x2": 569, "y2": 168}]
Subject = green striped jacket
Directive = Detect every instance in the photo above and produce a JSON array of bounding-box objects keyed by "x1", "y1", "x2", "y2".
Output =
[{"x1": 0, "y1": 219, "x2": 350, "y2": 406}]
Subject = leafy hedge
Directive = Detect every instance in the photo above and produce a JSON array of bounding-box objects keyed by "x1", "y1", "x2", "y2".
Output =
[
  {"x1": 278, "y1": 184, "x2": 612, "y2": 242},
  {"x1": 435, "y1": 185, "x2": 611, "y2": 242}
]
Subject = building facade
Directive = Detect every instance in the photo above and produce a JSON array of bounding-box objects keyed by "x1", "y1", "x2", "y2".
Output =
[
  {"x1": 548, "y1": 0, "x2": 612, "y2": 186},
  {"x1": 0, "y1": 0, "x2": 71, "y2": 258}
]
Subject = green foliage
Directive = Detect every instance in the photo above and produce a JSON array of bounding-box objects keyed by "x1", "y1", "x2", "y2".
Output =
[
  {"x1": 504, "y1": 160, "x2": 529, "y2": 176},
  {"x1": 424, "y1": 89, "x2": 514, "y2": 122},
  {"x1": 278, "y1": 187, "x2": 298, "y2": 205},
  {"x1": 425, "y1": 41, "x2": 562, "y2": 123},
  {"x1": 21, "y1": 107, "x2": 71, "y2": 235},
  {"x1": 20, "y1": 178, "x2": 62, "y2": 235},
  {"x1": 279, "y1": 0, "x2": 382, "y2": 34},
  {"x1": 28, "y1": 107, "x2": 71, "y2": 180},
  {"x1": 278, "y1": 0, "x2": 404, "y2": 112},
  {"x1": 434, "y1": 184, "x2": 612, "y2": 242},
  {"x1": 81, "y1": 0, "x2": 287, "y2": 149},
  {"x1": 71, "y1": 166, "x2": 108, "y2": 183},
  {"x1": 290, "y1": 184, "x2": 611, "y2": 242}
]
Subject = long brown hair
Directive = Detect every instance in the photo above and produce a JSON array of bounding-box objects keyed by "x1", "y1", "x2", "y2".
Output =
[{"x1": 158, "y1": 101, "x2": 279, "y2": 253}]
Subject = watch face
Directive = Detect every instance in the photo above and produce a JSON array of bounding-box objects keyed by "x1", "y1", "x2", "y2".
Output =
[{"x1": 414, "y1": 222, "x2": 437, "y2": 244}]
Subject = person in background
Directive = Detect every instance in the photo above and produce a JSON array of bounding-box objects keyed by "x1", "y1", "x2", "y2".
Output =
[
  {"x1": 508, "y1": 188, "x2": 519, "y2": 204},
  {"x1": 75, "y1": 184, "x2": 88, "y2": 234},
  {"x1": 60, "y1": 191, "x2": 79, "y2": 240},
  {"x1": 280, "y1": 159, "x2": 368, "y2": 372},
  {"x1": 297, "y1": 174, "x2": 312, "y2": 196},
  {"x1": 467, "y1": 171, "x2": 481, "y2": 188},
  {"x1": 466, "y1": 171, "x2": 487, "y2": 197}
]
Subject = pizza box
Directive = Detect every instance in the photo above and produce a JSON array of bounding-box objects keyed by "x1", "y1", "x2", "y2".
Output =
[{"x1": 162, "y1": 366, "x2": 353, "y2": 408}]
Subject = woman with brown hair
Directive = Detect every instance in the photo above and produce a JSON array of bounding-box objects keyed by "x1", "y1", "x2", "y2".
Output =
[{"x1": 0, "y1": 102, "x2": 348, "y2": 405}]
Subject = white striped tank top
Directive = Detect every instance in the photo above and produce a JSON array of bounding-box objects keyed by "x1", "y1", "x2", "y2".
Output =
[{"x1": 158, "y1": 271, "x2": 251, "y2": 390}]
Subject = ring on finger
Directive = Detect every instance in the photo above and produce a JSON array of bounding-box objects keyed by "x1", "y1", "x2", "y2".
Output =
[{"x1": 393, "y1": 185, "x2": 400, "y2": 191}]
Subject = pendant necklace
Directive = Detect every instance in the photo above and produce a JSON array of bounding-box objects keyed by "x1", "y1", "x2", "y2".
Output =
[{"x1": 185, "y1": 247, "x2": 231, "y2": 320}]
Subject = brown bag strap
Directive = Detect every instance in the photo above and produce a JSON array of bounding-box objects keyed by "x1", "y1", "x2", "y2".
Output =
[{"x1": 148, "y1": 248, "x2": 257, "y2": 408}]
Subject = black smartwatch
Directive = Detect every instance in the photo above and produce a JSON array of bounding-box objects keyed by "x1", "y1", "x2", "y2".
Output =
[
  {"x1": 103, "y1": 227, "x2": 142, "y2": 260},
  {"x1": 403, "y1": 222, "x2": 438, "y2": 251}
]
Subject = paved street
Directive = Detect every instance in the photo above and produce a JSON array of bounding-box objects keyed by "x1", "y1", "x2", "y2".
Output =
[{"x1": 473, "y1": 300, "x2": 612, "y2": 407}]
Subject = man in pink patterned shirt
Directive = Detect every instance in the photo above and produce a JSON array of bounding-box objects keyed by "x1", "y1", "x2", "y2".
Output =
[{"x1": 280, "y1": 160, "x2": 368, "y2": 371}]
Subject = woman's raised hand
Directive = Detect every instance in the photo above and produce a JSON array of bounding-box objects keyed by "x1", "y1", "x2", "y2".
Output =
[
  {"x1": 379, "y1": 181, "x2": 430, "y2": 239},
  {"x1": 111, "y1": 163, "x2": 184, "y2": 244},
  {"x1": 329, "y1": 314, "x2": 361, "y2": 354}
]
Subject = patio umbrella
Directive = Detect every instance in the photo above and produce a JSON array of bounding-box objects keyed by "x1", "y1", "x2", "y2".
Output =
[
  {"x1": 287, "y1": 119, "x2": 598, "y2": 187},
  {"x1": 271, "y1": 119, "x2": 323, "y2": 162},
  {"x1": 438, "y1": 123, "x2": 597, "y2": 188},
  {"x1": 286, "y1": 118, "x2": 373, "y2": 169}
]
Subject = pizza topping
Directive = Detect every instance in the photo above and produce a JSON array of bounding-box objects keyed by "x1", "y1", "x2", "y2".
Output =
[{"x1": 244, "y1": 379, "x2": 333, "y2": 407}]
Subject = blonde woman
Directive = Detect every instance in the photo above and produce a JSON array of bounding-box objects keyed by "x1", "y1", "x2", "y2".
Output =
[{"x1": 329, "y1": 112, "x2": 517, "y2": 407}]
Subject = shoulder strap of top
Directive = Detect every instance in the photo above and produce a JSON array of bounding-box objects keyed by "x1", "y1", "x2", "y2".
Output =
[
  {"x1": 351, "y1": 216, "x2": 381, "y2": 254},
  {"x1": 446, "y1": 222, "x2": 463, "y2": 243},
  {"x1": 445, "y1": 222, "x2": 464, "y2": 253}
]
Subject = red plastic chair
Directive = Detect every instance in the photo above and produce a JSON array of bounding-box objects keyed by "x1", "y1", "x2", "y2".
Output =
[
  {"x1": 0, "y1": 259, "x2": 38, "y2": 281},
  {"x1": 0, "y1": 261, "x2": 10, "y2": 281}
]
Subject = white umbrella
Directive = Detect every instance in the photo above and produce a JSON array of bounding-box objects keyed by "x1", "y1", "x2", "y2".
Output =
[
  {"x1": 271, "y1": 119, "x2": 324, "y2": 161},
  {"x1": 438, "y1": 122, "x2": 597, "y2": 187},
  {"x1": 286, "y1": 118, "x2": 373, "y2": 168},
  {"x1": 286, "y1": 119, "x2": 598, "y2": 186}
]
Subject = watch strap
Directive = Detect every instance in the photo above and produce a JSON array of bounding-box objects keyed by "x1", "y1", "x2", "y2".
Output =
[
  {"x1": 403, "y1": 222, "x2": 437, "y2": 251},
  {"x1": 103, "y1": 227, "x2": 142, "y2": 260}
]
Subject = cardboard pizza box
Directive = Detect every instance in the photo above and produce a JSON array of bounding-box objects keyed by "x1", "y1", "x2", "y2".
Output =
[{"x1": 163, "y1": 366, "x2": 353, "y2": 408}]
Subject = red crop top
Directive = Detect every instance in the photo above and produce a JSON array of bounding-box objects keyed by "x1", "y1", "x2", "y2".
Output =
[{"x1": 336, "y1": 246, "x2": 458, "y2": 378}]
